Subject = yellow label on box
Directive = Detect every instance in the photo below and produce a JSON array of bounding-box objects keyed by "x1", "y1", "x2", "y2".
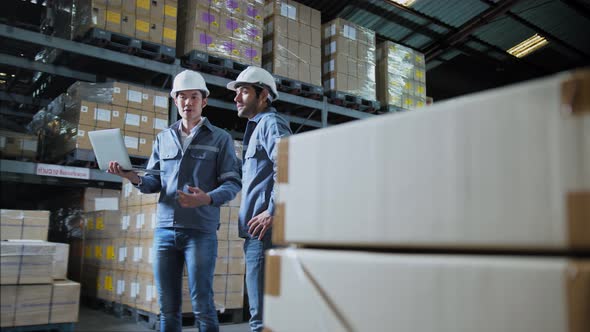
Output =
[
  {"x1": 86, "y1": 219, "x2": 94, "y2": 230},
  {"x1": 416, "y1": 100, "x2": 425, "y2": 107},
  {"x1": 95, "y1": 245, "x2": 102, "y2": 258},
  {"x1": 164, "y1": 5, "x2": 177, "y2": 17},
  {"x1": 105, "y1": 276, "x2": 113, "y2": 291},
  {"x1": 255, "y1": 15, "x2": 262, "y2": 20},
  {"x1": 416, "y1": 70, "x2": 424, "y2": 79},
  {"x1": 417, "y1": 86, "x2": 425, "y2": 94},
  {"x1": 85, "y1": 246, "x2": 92, "y2": 258},
  {"x1": 137, "y1": 0, "x2": 150, "y2": 9},
  {"x1": 136, "y1": 20, "x2": 149, "y2": 32},
  {"x1": 163, "y1": 27, "x2": 176, "y2": 40},
  {"x1": 97, "y1": 280, "x2": 101, "y2": 290},
  {"x1": 96, "y1": 217, "x2": 104, "y2": 230},
  {"x1": 212, "y1": 21, "x2": 219, "y2": 28},
  {"x1": 232, "y1": 49, "x2": 240, "y2": 56},
  {"x1": 234, "y1": 28, "x2": 240, "y2": 34},
  {"x1": 107, "y1": 246, "x2": 115, "y2": 260},
  {"x1": 107, "y1": 11, "x2": 121, "y2": 23}
]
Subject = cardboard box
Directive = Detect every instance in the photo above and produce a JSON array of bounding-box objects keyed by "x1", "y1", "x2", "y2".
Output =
[
  {"x1": 149, "y1": 21, "x2": 163, "y2": 43},
  {"x1": 82, "y1": 187, "x2": 120, "y2": 211},
  {"x1": 153, "y1": 90, "x2": 169, "y2": 114},
  {"x1": 135, "y1": 16, "x2": 150, "y2": 41},
  {"x1": 135, "y1": 0, "x2": 151, "y2": 17},
  {"x1": 52, "y1": 243, "x2": 70, "y2": 280},
  {"x1": 150, "y1": 0, "x2": 165, "y2": 21},
  {"x1": 265, "y1": 248, "x2": 590, "y2": 332},
  {"x1": 0, "y1": 281, "x2": 77, "y2": 326},
  {"x1": 124, "y1": 108, "x2": 142, "y2": 132},
  {"x1": 121, "y1": 13, "x2": 135, "y2": 37},
  {"x1": 0, "y1": 130, "x2": 38, "y2": 159},
  {"x1": 84, "y1": 210, "x2": 121, "y2": 240},
  {"x1": 112, "y1": 82, "x2": 128, "y2": 106},
  {"x1": 138, "y1": 133, "x2": 154, "y2": 157},
  {"x1": 1, "y1": 241, "x2": 55, "y2": 285},
  {"x1": 105, "y1": 8, "x2": 122, "y2": 33},
  {"x1": 111, "y1": 105, "x2": 126, "y2": 129},
  {"x1": 275, "y1": 70, "x2": 590, "y2": 250},
  {"x1": 140, "y1": 110, "x2": 153, "y2": 133},
  {"x1": 50, "y1": 280, "x2": 81, "y2": 323},
  {"x1": 0, "y1": 209, "x2": 49, "y2": 241},
  {"x1": 0, "y1": 284, "x2": 51, "y2": 327},
  {"x1": 164, "y1": 0, "x2": 178, "y2": 28}
]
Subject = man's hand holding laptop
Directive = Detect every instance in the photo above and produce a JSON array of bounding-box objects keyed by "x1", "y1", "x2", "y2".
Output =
[{"x1": 107, "y1": 161, "x2": 141, "y2": 185}]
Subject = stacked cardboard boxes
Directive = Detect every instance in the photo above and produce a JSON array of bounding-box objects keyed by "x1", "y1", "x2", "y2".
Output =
[
  {"x1": 262, "y1": 0, "x2": 321, "y2": 86},
  {"x1": 264, "y1": 70, "x2": 590, "y2": 331},
  {"x1": 0, "y1": 130, "x2": 38, "y2": 160},
  {"x1": 53, "y1": 0, "x2": 177, "y2": 48},
  {"x1": 0, "y1": 210, "x2": 80, "y2": 328},
  {"x1": 376, "y1": 41, "x2": 427, "y2": 111},
  {"x1": 31, "y1": 81, "x2": 169, "y2": 162},
  {"x1": 177, "y1": 0, "x2": 264, "y2": 66},
  {"x1": 321, "y1": 18, "x2": 376, "y2": 102}
]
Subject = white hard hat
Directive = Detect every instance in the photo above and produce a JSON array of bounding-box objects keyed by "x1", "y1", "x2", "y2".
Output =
[
  {"x1": 170, "y1": 70, "x2": 210, "y2": 98},
  {"x1": 227, "y1": 66, "x2": 279, "y2": 102}
]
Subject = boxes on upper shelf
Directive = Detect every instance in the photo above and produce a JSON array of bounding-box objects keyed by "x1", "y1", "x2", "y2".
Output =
[
  {"x1": 262, "y1": 0, "x2": 322, "y2": 86},
  {"x1": 321, "y1": 18, "x2": 376, "y2": 102},
  {"x1": 177, "y1": 0, "x2": 264, "y2": 66},
  {"x1": 377, "y1": 41, "x2": 427, "y2": 111}
]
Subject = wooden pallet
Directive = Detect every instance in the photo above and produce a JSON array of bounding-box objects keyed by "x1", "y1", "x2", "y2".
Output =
[
  {"x1": 326, "y1": 91, "x2": 380, "y2": 113},
  {"x1": 80, "y1": 28, "x2": 175, "y2": 63},
  {"x1": 274, "y1": 76, "x2": 323, "y2": 100},
  {"x1": 181, "y1": 50, "x2": 249, "y2": 79},
  {"x1": 0, "y1": 323, "x2": 75, "y2": 332}
]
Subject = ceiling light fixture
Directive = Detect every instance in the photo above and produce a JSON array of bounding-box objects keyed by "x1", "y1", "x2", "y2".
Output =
[
  {"x1": 507, "y1": 34, "x2": 549, "y2": 58},
  {"x1": 386, "y1": 0, "x2": 417, "y2": 7}
]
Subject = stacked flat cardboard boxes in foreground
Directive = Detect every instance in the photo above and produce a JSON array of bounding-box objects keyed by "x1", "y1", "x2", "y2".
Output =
[
  {"x1": 264, "y1": 70, "x2": 590, "y2": 331},
  {"x1": 262, "y1": 0, "x2": 322, "y2": 87},
  {"x1": 72, "y1": 141, "x2": 246, "y2": 316},
  {"x1": 0, "y1": 209, "x2": 80, "y2": 329},
  {"x1": 29, "y1": 81, "x2": 169, "y2": 162}
]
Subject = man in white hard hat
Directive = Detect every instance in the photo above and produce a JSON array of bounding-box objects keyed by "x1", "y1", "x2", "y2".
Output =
[
  {"x1": 227, "y1": 66, "x2": 292, "y2": 332},
  {"x1": 108, "y1": 69, "x2": 241, "y2": 332}
]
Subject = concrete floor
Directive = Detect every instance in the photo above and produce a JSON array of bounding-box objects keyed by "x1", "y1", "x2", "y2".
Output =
[{"x1": 75, "y1": 306, "x2": 250, "y2": 332}]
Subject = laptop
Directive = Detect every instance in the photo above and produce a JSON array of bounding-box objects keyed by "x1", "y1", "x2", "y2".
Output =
[{"x1": 88, "y1": 128, "x2": 161, "y2": 174}]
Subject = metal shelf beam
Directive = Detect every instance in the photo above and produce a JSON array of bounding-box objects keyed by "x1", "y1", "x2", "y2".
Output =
[
  {"x1": 0, "y1": 53, "x2": 96, "y2": 81},
  {"x1": 0, "y1": 159, "x2": 122, "y2": 183}
]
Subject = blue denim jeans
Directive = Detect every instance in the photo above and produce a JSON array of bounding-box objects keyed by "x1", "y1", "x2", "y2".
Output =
[
  {"x1": 153, "y1": 227, "x2": 219, "y2": 332},
  {"x1": 244, "y1": 233, "x2": 272, "y2": 332}
]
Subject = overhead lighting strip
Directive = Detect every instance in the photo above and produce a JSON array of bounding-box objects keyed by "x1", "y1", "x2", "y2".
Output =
[{"x1": 507, "y1": 34, "x2": 549, "y2": 58}]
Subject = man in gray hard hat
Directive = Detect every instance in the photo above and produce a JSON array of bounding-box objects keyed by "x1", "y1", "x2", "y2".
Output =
[
  {"x1": 108, "y1": 69, "x2": 241, "y2": 332},
  {"x1": 227, "y1": 66, "x2": 292, "y2": 331}
]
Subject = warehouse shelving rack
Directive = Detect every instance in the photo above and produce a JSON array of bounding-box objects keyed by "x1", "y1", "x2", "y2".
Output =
[{"x1": 0, "y1": 23, "x2": 375, "y2": 185}]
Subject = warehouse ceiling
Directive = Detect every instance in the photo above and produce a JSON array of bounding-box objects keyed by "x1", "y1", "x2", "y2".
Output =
[
  {"x1": 1, "y1": 0, "x2": 589, "y2": 129},
  {"x1": 298, "y1": 0, "x2": 590, "y2": 100}
]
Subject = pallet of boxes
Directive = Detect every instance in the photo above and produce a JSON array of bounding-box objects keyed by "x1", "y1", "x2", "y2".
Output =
[
  {"x1": 51, "y1": 0, "x2": 177, "y2": 61},
  {"x1": 0, "y1": 209, "x2": 80, "y2": 331},
  {"x1": 178, "y1": 0, "x2": 264, "y2": 71},
  {"x1": 77, "y1": 140, "x2": 246, "y2": 327},
  {"x1": 262, "y1": 0, "x2": 322, "y2": 98},
  {"x1": 264, "y1": 69, "x2": 590, "y2": 331},
  {"x1": 31, "y1": 81, "x2": 168, "y2": 164},
  {"x1": 376, "y1": 40, "x2": 427, "y2": 112},
  {"x1": 321, "y1": 18, "x2": 380, "y2": 112}
]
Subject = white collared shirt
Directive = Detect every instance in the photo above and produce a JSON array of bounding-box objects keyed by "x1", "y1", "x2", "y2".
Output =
[{"x1": 179, "y1": 117, "x2": 205, "y2": 153}]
